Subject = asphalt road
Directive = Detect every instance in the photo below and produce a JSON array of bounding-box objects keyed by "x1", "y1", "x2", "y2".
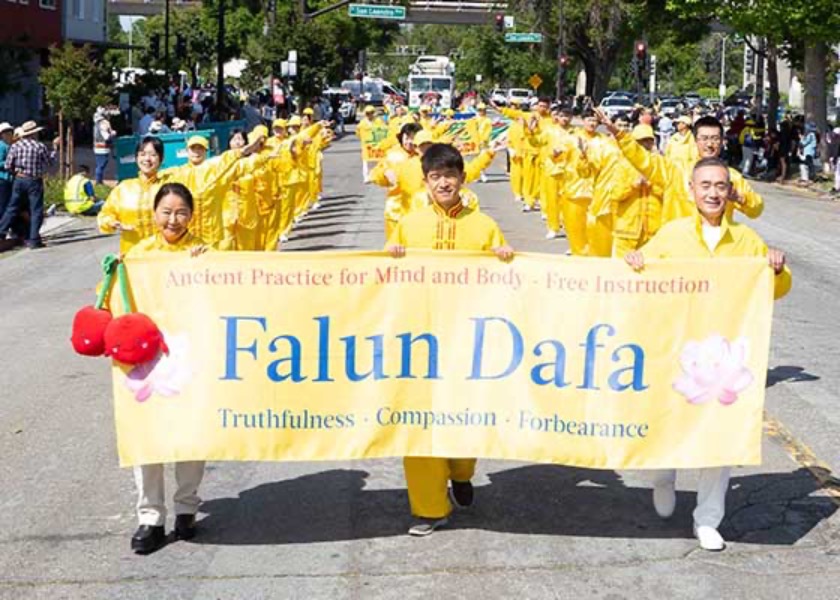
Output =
[{"x1": 1, "y1": 132, "x2": 839, "y2": 599}]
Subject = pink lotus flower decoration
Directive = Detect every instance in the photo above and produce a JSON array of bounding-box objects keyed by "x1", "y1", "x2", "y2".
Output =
[
  {"x1": 124, "y1": 333, "x2": 191, "y2": 402},
  {"x1": 673, "y1": 336, "x2": 754, "y2": 406}
]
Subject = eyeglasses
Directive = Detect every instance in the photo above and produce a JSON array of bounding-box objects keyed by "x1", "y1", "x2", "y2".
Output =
[{"x1": 696, "y1": 135, "x2": 722, "y2": 143}]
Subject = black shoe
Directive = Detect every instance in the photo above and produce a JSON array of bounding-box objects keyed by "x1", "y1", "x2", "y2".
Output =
[
  {"x1": 450, "y1": 480, "x2": 474, "y2": 508},
  {"x1": 130, "y1": 525, "x2": 166, "y2": 554},
  {"x1": 174, "y1": 514, "x2": 197, "y2": 540}
]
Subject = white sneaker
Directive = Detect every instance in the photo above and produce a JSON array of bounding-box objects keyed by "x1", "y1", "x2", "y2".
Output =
[
  {"x1": 540, "y1": 213, "x2": 547, "y2": 221},
  {"x1": 545, "y1": 230, "x2": 557, "y2": 240},
  {"x1": 312, "y1": 202, "x2": 322, "y2": 210},
  {"x1": 480, "y1": 173, "x2": 488, "y2": 183},
  {"x1": 514, "y1": 196, "x2": 523, "y2": 204},
  {"x1": 694, "y1": 524, "x2": 725, "y2": 551},
  {"x1": 408, "y1": 516, "x2": 449, "y2": 537},
  {"x1": 521, "y1": 204, "x2": 531, "y2": 212},
  {"x1": 280, "y1": 234, "x2": 289, "y2": 243},
  {"x1": 652, "y1": 482, "x2": 676, "y2": 518}
]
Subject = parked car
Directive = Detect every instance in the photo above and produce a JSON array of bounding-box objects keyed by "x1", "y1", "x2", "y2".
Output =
[
  {"x1": 490, "y1": 88, "x2": 508, "y2": 106},
  {"x1": 659, "y1": 98, "x2": 683, "y2": 117},
  {"x1": 598, "y1": 96, "x2": 634, "y2": 119},
  {"x1": 507, "y1": 88, "x2": 534, "y2": 106}
]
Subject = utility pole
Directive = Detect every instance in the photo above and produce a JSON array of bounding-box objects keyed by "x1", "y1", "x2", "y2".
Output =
[
  {"x1": 164, "y1": 0, "x2": 171, "y2": 77},
  {"x1": 719, "y1": 35, "x2": 726, "y2": 101},
  {"x1": 216, "y1": 0, "x2": 226, "y2": 108},
  {"x1": 555, "y1": 0, "x2": 565, "y2": 102},
  {"x1": 754, "y1": 37, "x2": 766, "y2": 116}
]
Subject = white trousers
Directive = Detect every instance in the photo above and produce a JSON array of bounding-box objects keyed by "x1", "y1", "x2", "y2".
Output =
[
  {"x1": 652, "y1": 467, "x2": 731, "y2": 528},
  {"x1": 740, "y1": 147, "x2": 755, "y2": 175},
  {"x1": 134, "y1": 461, "x2": 205, "y2": 526},
  {"x1": 362, "y1": 160, "x2": 372, "y2": 181}
]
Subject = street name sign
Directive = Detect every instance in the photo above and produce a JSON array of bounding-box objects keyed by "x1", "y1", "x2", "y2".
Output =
[
  {"x1": 348, "y1": 4, "x2": 406, "y2": 20},
  {"x1": 505, "y1": 32, "x2": 543, "y2": 43}
]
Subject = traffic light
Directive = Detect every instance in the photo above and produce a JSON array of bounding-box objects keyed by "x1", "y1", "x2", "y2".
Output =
[
  {"x1": 175, "y1": 35, "x2": 187, "y2": 59},
  {"x1": 559, "y1": 55, "x2": 570, "y2": 68},
  {"x1": 150, "y1": 34, "x2": 161, "y2": 60},
  {"x1": 495, "y1": 14, "x2": 504, "y2": 33},
  {"x1": 635, "y1": 40, "x2": 647, "y2": 62}
]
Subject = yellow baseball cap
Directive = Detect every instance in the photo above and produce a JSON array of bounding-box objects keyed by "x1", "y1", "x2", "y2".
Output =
[
  {"x1": 288, "y1": 115, "x2": 302, "y2": 127},
  {"x1": 186, "y1": 135, "x2": 209, "y2": 149},
  {"x1": 632, "y1": 124, "x2": 655, "y2": 141},
  {"x1": 272, "y1": 118, "x2": 287, "y2": 129},
  {"x1": 303, "y1": 107, "x2": 314, "y2": 116},
  {"x1": 364, "y1": 105, "x2": 376, "y2": 114},
  {"x1": 677, "y1": 115, "x2": 692, "y2": 126},
  {"x1": 443, "y1": 108, "x2": 455, "y2": 117},
  {"x1": 247, "y1": 125, "x2": 268, "y2": 144},
  {"x1": 414, "y1": 130, "x2": 434, "y2": 146},
  {"x1": 419, "y1": 105, "x2": 431, "y2": 113},
  {"x1": 476, "y1": 103, "x2": 487, "y2": 110}
]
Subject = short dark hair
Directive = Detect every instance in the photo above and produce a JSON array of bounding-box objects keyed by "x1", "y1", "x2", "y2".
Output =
[
  {"x1": 421, "y1": 143, "x2": 464, "y2": 176},
  {"x1": 79, "y1": 164, "x2": 90, "y2": 173},
  {"x1": 692, "y1": 157, "x2": 730, "y2": 178},
  {"x1": 538, "y1": 96, "x2": 552, "y2": 105},
  {"x1": 581, "y1": 109, "x2": 596, "y2": 119},
  {"x1": 693, "y1": 116, "x2": 724, "y2": 138},
  {"x1": 229, "y1": 128, "x2": 245, "y2": 143},
  {"x1": 154, "y1": 182, "x2": 194, "y2": 211},
  {"x1": 136, "y1": 136, "x2": 165, "y2": 162},
  {"x1": 398, "y1": 122, "x2": 423, "y2": 144},
  {"x1": 558, "y1": 107, "x2": 573, "y2": 117}
]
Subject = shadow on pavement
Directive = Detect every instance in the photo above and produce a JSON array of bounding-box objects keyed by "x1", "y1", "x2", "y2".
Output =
[
  {"x1": 766, "y1": 365, "x2": 820, "y2": 388},
  {"x1": 193, "y1": 465, "x2": 834, "y2": 546}
]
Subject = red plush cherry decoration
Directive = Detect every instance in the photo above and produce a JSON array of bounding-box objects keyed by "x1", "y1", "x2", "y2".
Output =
[
  {"x1": 103, "y1": 313, "x2": 169, "y2": 365},
  {"x1": 71, "y1": 306, "x2": 113, "y2": 356}
]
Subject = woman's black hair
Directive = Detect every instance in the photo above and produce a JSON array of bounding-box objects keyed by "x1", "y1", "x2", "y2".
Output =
[
  {"x1": 229, "y1": 128, "x2": 245, "y2": 143},
  {"x1": 136, "y1": 136, "x2": 165, "y2": 162},
  {"x1": 154, "y1": 182, "x2": 194, "y2": 211},
  {"x1": 398, "y1": 122, "x2": 423, "y2": 144}
]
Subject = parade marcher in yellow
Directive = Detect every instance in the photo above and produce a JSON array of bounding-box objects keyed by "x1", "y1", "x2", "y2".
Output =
[
  {"x1": 64, "y1": 165, "x2": 104, "y2": 215},
  {"x1": 127, "y1": 182, "x2": 210, "y2": 555},
  {"x1": 370, "y1": 122, "x2": 422, "y2": 240},
  {"x1": 624, "y1": 157, "x2": 791, "y2": 552},
  {"x1": 417, "y1": 105, "x2": 436, "y2": 132},
  {"x1": 386, "y1": 143, "x2": 513, "y2": 536},
  {"x1": 606, "y1": 125, "x2": 664, "y2": 257},
  {"x1": 161, "y1": 133, "x2": 268, "y2": 249},
  {"x1": 221, "y1": 129, "x2": 261, "y2": 251},
  {"x1": 263, "y1": 119, "x2": 293, "y2": 249},
  {"x1": 558, "y1": 110, "x2": 601, "y2": 256},
  {"x1": 576, "y1": 120, "x2": 637, "y2": 257},
  {"x1": 499, "y1": 99, "x2": 525, "y2": 204},
  {"x1": 474, "y1": 103, "x2": 493, "y2": 183},
  {"x1": 356, "y1": 106, "x2": 385, "y2": 183},
  {"x1": 99, "y1": 137, "x2": 174, "y2": 254},
  {"x1": 596, "y1": 110, "x2": 763, "y2": 224},
  {"x1": 286, "y1": 116, "x2": 326, "y2": 227},
  {"x1": 664, "y1": 115, "x2": 699, "y2": 173},
  {"x1": 525, "y1": 105, "x2": 573, "y2": 239}
]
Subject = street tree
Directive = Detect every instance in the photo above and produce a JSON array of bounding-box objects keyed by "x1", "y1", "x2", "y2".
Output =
[{"x1": 40, "y1": 43, "x2": 112, "y2": 179}]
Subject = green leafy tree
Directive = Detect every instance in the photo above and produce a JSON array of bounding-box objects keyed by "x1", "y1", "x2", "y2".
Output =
[{"x1": 40, "y1": 43, "x2": 112, "y2": 178}]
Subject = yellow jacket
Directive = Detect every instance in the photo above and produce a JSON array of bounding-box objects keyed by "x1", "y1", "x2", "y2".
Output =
[
  {"x1": 616, "y1": 132, "x2": 763, "y2": 223},
  {"x1": 664, "y1": 131, "x2": 699, "y2": 172},
  {"x1": 640, "y1": 212, "x2": 791, "y2": 299},
  {"x1": 370, "y1": 146, "x2": 414, "y2": 222},
  {"x1": 125, "y1": 231, "x2": 207, "y2": 257},
  {"x1": 577, "y1": 134, "x2": 631, "y2": 216},
  {"x1": 475, "y1": 115, "x2": 493, "y2": 147},
  {"x1": 611, "y1": 175, "x2": 664, "y2": 241},
  {"x1": 387, "y1": 200, "x2": 506, "y2": 251},
  {"x1": 162, "y1": 149, "x2": 264, "y2": 247},
  {"x1": 98, "y1": 170, "x2": 175, "y2": 254}
]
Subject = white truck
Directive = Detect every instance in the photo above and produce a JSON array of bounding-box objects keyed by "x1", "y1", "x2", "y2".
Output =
[{"x1": 408, "y1": 55, "x2": 456, "y2": 110}]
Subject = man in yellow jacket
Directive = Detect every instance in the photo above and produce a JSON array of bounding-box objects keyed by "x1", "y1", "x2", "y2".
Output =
[
  {"x1": 606, "y1": 125, "x2": 664, "y2": 256},
  {"x1": 370, "y1": 122, "x2": 423, "y2": 239},
  {"x1": 664, "y1": 115, "x2": 699, "y2": 173},
  {"x1": 356, "y1": 106, "x2": 386, "y2": 183},
  {"x1": 597, "y1": 109, "x2": 763, "y2": 224},
  {"x1": 624, "y1": 156, "x2": 790, "y2": 552},
  {"x1": 64, "y1": 165, "x2": 104, "y2": 215},
  {"x1": 386, "y1": 142, "x2": 513, "y2": 537}
]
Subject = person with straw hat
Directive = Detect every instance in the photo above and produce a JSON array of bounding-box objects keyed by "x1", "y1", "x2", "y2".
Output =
[
  {"x1": 664, "y1": 114, "x2": 699, "y2": 173},
  {"x1": 0, "y1": 120, "x2": 56, "y2": 250}
]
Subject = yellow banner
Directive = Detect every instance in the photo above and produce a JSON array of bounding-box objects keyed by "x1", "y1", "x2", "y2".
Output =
[
  {"x1": 113, "y1": 252, "x2": 775, "y2": 469},
  {"x1": 362, "y1": 125, "x2": 392, "y2": 162}
]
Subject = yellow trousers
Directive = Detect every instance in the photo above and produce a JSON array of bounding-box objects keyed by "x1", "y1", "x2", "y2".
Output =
[
  {"x1": 522, "y1": 155, "x2": 540, "y2": 207},
  {"x1": 586, "y1": 214, "x2": 613, "y2": 257},
  {"x1": 233, "y1": 225, "x2": 259, "y2": 251},
  {"x1": 404, "y1": 457, "x2": 476, "y2": 518},
  {"x1": 293, "y1": 179, "x2": 311, "y2": 218},
  {"x1": 258, "y1": 204, "x2": 282, "y2": 251},
  {"x1": 384, "y1": 218, "x2": 398, "y2": 243},
  {"x1": 542, "y1": 176, "x2": 563, "y2": 233},
  {"x1": 562, "y1": 198, "x2": 591, "y2": 256},
  {"x1": 282, "y1": 184, "x2": 304, "y2": 235},
  {"x1": 509, "y1": 156, "x2": 523, "y2": 199}
]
